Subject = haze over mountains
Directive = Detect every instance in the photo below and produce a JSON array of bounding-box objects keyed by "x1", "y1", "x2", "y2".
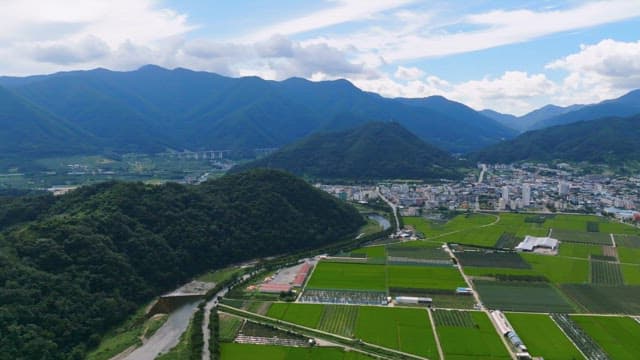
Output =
[{"x1": 232, "y1": 122, "x2": 463, "y2": 181}]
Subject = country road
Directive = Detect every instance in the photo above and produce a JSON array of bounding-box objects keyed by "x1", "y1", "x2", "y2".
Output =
[{"x1": 377, "y1": 187, "x2": 400, "y2": 230}]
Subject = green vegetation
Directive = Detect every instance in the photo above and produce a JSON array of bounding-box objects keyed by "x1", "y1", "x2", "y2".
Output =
[
  {"x1": 218, "y1": 314, "x2": 242, "y2": 342},
  {"x1": 559, "y1": 243, "x2": 603, "y2": 259},
  {"x1": 561, "y1": 285, "x2": 640, "y2": 314},
  {"x1": 571, "y1": 315, "x2": 640, "y2": 360},
  {"x1": 219, "y1": 343, "x2": 373, "y2": 359},
  {"x1": 621, "y1": 264, "x2": 640, "y2": 285},
  {"x1": 506, "y1": 313, "x2": 583, "y2": 360},
  {"x1": 618, "y1": 247, "x2": 640, "y2": 264},
  {"x1": 318, "y1": 305, "x2": 359, "y2": 338},
  {"x1": 456, "y1": 251, "x2": 530, "y2": 269},
  {"x1": 0, "y1": 169, "x2": 363, "y2": 359},
  {"x1": 615, "y1": 234, "x2": 640, "y2": 248},
  {"x1": 231, "y1": 122, "x2": 463, "y2": 181},
  {"x1": 432, "y1": 310, "x2": 475, "y2": 327},
  {"x1": 198, "y1": 267, "x2": 244, "y2": 284},
  {"x1": 474, "y1": 281, "x2": 576, "y2": 312},
  {"x1": 590, "y1": 259, "x2": 624, "y2": 285},
  {"x1": 552, "y1": 229, "x2": 612, "y2": 245},
  {"x1": 403, "y1": 213, "x2": 495, "y2": 238},
  {"x1": 306, "y1": 262, "x2": 386, "y2": 291},
  {"x1": 354, "y1": 306, "x2": 439, "y2": 358},
  {"x1": 387, "y1": 265, "x2": 466, "y2": 291},
  {"x1": 435, "y1": 311, "x2": 510, "y2": 360},
  {"x1": 157, "y1": 312, "x2": 198, "y2": 360},
  {"x1": 521, "y1": 254, "x2": 589, "y2": 283},
  {"x1": 266, "y1": 303, "x2": 324, "y2": 328}
]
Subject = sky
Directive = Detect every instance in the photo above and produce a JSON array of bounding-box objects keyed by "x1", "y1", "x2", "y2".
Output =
[{"x1": 1, "y1": 0, "x2": 640, "y2": 115}]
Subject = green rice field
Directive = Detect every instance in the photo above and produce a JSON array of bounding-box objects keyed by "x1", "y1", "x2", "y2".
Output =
[
  {"x1": 435, "y1": 311, "x2": 511, "y2": 360},
  {"x1": 571, "y1": 315, "x2": 640, "y2": 360},
  {"x1": 506, "y1": 313, "x2": 583, "y2": 360},
  {"x1": 220, "y1": 343, "x2": 373, "y2": 359},
  {"x1": 306, "y1": 262, "x2": 386, "y2": 291},
  {"x1": 474, "y1": 280, "x2": 576, "y2": 312}
]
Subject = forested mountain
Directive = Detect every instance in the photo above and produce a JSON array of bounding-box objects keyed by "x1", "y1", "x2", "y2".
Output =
[
  {"x1": 232, "y1": 122, "x2": 463, "y2": 181},
  {"x1": 482, "y1": 104, "x2": 585, "y2": 132},
  {"x1": 472, "y1": 115, "x2": 640, "y2": 164},
  {"x1": 531, "y1": 89, "x2": 640, "y2": 129},
  {"x1": 0, "y1": 169, "x2": 363, "y2": 359},
  {"x1": 0, "y1": 65, "x2": 516, "y2": 157}
]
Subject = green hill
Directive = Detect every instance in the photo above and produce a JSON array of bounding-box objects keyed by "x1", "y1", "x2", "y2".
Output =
[
  {"x1": 232, "y1": 122, "x2": 463, "y2": 180},
  {"x1": 0, "y1": 169, "x2": 363, "y2": 359},
  {"x1": 473, "y1": 115, "x2": 640, "y2": 164}
]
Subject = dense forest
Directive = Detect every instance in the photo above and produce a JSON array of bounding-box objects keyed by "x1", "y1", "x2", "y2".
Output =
[
  {"x1": 472, "y1": 115, "x2": 640, "y2": 164},
  {"x1": 0, "y1": 169, "x2": 363, "y2": 359},
  {"x1": 232, "y1": 122, "x2": 464, "y2": 181}
]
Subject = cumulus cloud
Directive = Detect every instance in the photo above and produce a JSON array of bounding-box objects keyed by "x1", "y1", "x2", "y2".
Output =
[
  {"x1": 394, "y1": 66, "x2": 425, "y2": 81},
  {"x1": 31, "y1": 35, "x2": 109, "y2": 64}
]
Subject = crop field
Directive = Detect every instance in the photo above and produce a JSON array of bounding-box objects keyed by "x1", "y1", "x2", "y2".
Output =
[
  {"x1": 317, "y1": 305, "x2": 359, "y2": 337},
  {"x1": 571, "y1": 315, "x2": 640, "y2": 360},
  {"x1": 617, "y1": 247, "x2": 640, "y2": 264},
  {"x1": 387, "y1": 244, "x2": 449, "y2": 260},
  {"x1": 403, "y1": 213, "x2": 496, "y2": 238},
  {"x1": 306, "y1": 262, "x2": 386, "y2": 291},
  {"x1": 299, "y1": 289, "x2": 387, "y2": 305},
  {"x1": 506, "y1": 313, "x2": 583, "y2": 360},
  {"x1": 551, "y1": 314, "x2": 609, "y2": 360},
  {"x1": 551, "y1": 229, "x2": 612, "y2": 245},
  {"x1": 494, "y1": 232, "x2": 521, "y2": 248},
  {"x1": 521, "y1": 253, "x2": 589, "y2": 283},
  {"x1": 614, "y1": 234, "x2": 640, "y2": 248},
  {"x1": 474, "y1": 280, "x2": 576, "y2": 312},
  {"x1": 220, "y1": 343, "x2": 373, "y2": 359},
  {"x1": 435, "y1": 311, "x2": 511, "y2": 360},
  {"x1": 387, "y1": 265, "x2": 466, "y2": 291},
  {"x1": 621, "y1": 264, "x2": 640, "y2": 285},
  {"x1": 219, "y1": 314, "x2": 243, "y2": 342},
  {"x1": 590, "y1": 259, "x2": 624, "y2": 285},
  {"x1": 266, "y1": 303, "x2": 324, "y2": 328},
  {"x1": 561, "y1": 284, "x2": 640, "y2": 314},
  {"x1": 545, "y1": 215, "x2": 603, "y2": 232},
  {"x1": 432, "y1": 309, "x2": 475, "y2": 327},
  {"x1": 350, "y1": 245, "x2": 386, "y2": 260},
  {"x1": 559, "y1": 243, "x2": 603, "y2": 259},
  {"x1": 456, "y1": 251, "x2": 530, "y2": 269},
  {"x1": 354, "y1": 306, "x2": 439, "y2": 358}
]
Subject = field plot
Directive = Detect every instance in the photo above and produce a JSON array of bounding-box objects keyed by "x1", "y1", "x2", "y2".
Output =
[
  {"x1": 456, "y1": 251, "x2": 530, "y2": 269},
  {"x1": 559, "y1": 243, "x2": 603, "y2": 259},
  {"x1": 219, "y1": 314, "x2": 243, "y2": 342},
  {"x1": 506, "y1": 313, "x2": 584, "y2": 360},
  {"x1": 387, "y1": 265, "x2": 466, "y2": 291},
  {"x1": 621, "y1": 264, "x2": 640, "y2": 285},
  {"x1": 551, "y1": 314, "x2": 608, "y2": 360},
  {"x1": 546, "y1": 215, "x2": 603, "y2": 232},
  {"x1": 494, "y1": 232, "x2": 521, "y2": 248},
  {"x1": 266, "y1": 303, "x2": 324, "y2": 328},
  {"x1": 435, "y1": 311, "x2": 511, "y2": 360},
  {"x1": 474, "y1": 281, "x2": 576, "y2": 312},
  {"x1": 317, "y1": 305, "x2": 359, "y2": 338},
  {"x1": 571, "y1": 315, "x2": 640, "y2": 360},
  {"x1": 561, "y1": 284, "x2": 640, "y2": 314},
  {"x1": 617, "y1": 247, "x2": 640, "y2": 264},
  {"x1": 590, "y1": 259, "x2": 623, "y2": 285},
  {"x1": 404, "y1": 213, "x2": 496, "y2": 238},
  {"x1": 306, "y1": 262, "x2": 386, "y2": 291},
  {"x1": 552, "y1": 229, "x2": 612, "y2": 245},
  {"x1": 614, "y1": 234, "x2": 640, "y2": 248},
  {"x1": 433, "y1": 309, "x2": 475, "y2": 327},
  {"x1": 350, "y1": 245, "x2": 386, "y2": 261},
  {"x1": 220, "y1": 343, "x2": 373, "y2": 359},
  {"x1": 387, "y1": 244, "x2": 451, "y2": 266},
  {"x1": 299, "y1": 289, "x2": 387, "y2": 305},
  {"x1": 354, "y1": 306, "x2": 439, "y2": 359},
  {"x1": 521, "y1": 254, "x2": 589, "y2": 283}
]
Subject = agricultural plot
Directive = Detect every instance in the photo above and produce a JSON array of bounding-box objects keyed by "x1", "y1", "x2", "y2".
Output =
[
  {"x1": 551, "y1": 229, "x2": 612, "y2": 245},
  {"x1": 220, "y1": 343, "x2": 373, "y2": 359},
  {"x1": 621, "y1": 264, "x2": 640, "y2": 285},
  {"x1": 551, "y1": 314, "x2": 608, "y2": 360},
  {"x1": 266, "y1": 303, "x2": 324, "y2": 328},
  {"x1": 561, "y1": 284, "x2": 640, "y2": 314},
  {"x1": 435, "y1": 311, "x2": 511, "y2": 360},
  {"x1": 219, "y1": 314, "x2": 243, "y2": 342},
  {"x1": 354, "y1": 306, "x2": 439, "y2": 359},
  {"x1": 494, "y1": 232, "x2": 521, "y2": 248},
  {"x1": 350, "y1": 245, "x2": 386, "y2": 260},
  {"x1": 571, "y1": 315, "x2": 640, "y2": 360},
  {"x1": 586, "y1": 221, "x2": 599, "y2": 232},
  {"x1": 521, "y1": 253, "x2": 589, "y2": 283},
  {"x1": 474, "y1": 281, "x2": 576, "y2": 312},
  {"x1": 387, "y1": 265, "x2": 466, "y2": 291},
  {"x1": 306, "y1": 262, "x2": 386, "y2": 291},
  {"x1": 506, "y1": 313, "x2": 584, "y2": 360},
  {"x1": 317, "y1": 305, "x2": 359, "y2": 338},
  {"x1": 617, "y1": 247, "x2": 640, "y2": 264},
  {"x1": 299, "y1": 289, "x2": 387, "y2": 305},
  {"x1": 614, "y1": 234, "x2": 640, "y2": 248},
  {"x1": 456, "y1": 251, "x2": 530, "y2": 269},
  {"x1": 432, "y1": 309, "x2": 475, "y2": 327},
  {"x1": 403, "y1": 213, "x2": 496, "y2": 238},
  {"x1": 545, "y1": 215, "x2": 603, "y2": 232},
  {"x1": 559, "y1": 243, "x2": 603, "y2": 259},
  {"x1": 590, "y1": 259, "x2": 624, "y2": 285},
  {"x1": 386, "y1": 244, "x2": 451, "y2": 266}
]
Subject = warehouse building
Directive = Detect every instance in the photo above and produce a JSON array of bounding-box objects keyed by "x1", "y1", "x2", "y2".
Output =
[
  {"x1": 395, "y1": 296, "x2": 432, "y2": 305},
  {"x1": 515, "y1": 236, "x2": 558, "y2": 252}
]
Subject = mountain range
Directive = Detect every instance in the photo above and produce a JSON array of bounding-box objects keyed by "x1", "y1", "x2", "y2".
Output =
[
  {"x1": 232, "y1": 121, "x2": 463, "y2": 181},
  {"x1": 0, "y1": 65, "x2": 515, "y2": 161}
]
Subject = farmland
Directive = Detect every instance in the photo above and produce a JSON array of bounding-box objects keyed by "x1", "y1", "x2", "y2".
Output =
[
  {"x1": 317, "y1": 305, "x2": 359, "y2": 337},
  {"x1": 590, "y1": 259, "x2": 624, "y2": 285},
  {"x1": 474, "y1": 281, "x2": 576, "y2": 312},
  {"x1": 506, "y1": 313, "x2": 583, "y2": 360},
  {"x1": 571, "y1": 315, "x2": 640, "y2": 360},
  {"x1": 387, "y1": 265, "x2": 466, "y2": 291},
  {"x1": 455, "y1": 251, "x2": 530, "y2": 268},
  {"x1": 559, "y1": 243, "x2": 603, "y2": 259},
  {"x1": 551, "y1": 229, "x2": 612, "y2": 245},
  {"x1": 306, "y1": 262, "x2": 386, "y2": 291},
  {"x1": 561, "y1": 284, "x2": 640, "y2": 313},
  {"x1": 220, "y1": 343, "x2": 373, "y2": 359},
  {"x1": 435, "y1": 311, "x2": 511, "y2": 360},
  {"x1": 551, "y1": 314, "x2": 609, "y2": 360}
]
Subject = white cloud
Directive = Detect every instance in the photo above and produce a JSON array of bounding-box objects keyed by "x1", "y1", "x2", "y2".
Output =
[{"x1": 394, "y1": 66, "x2": 425, "y2": 81}]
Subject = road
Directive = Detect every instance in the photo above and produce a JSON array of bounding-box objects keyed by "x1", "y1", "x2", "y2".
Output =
[
  {"x1": 477, "y1": 164, "x2": 487, "y2": 184},
  {"x1": 123, "y1": 300, "x2": 200, "y2": 360},
  {"x1": 377, "y1": 187, "x2": 400, "y2": 231}
]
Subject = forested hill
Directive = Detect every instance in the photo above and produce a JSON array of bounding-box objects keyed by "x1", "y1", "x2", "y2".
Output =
[
  {"x1": 0, "y1": 169, "x2": 363, "y2": 359},
  {"x1": 472, "y1": 115, "x2": 640, "y2": 164},
  {"x1": 231, "y1": 121, "x2": 464, "y2": 181}
]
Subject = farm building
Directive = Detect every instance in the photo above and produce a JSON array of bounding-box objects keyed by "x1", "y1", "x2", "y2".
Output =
[
  {"x1": 456, "y1": 287, "x2": 473, "y2": 295},
  {"x1": 395, "y1": 296, "x2": 432, "y2": 305},
  {"x1": 514, "y1": 236, "x2": 558, "y2": 252},
  {"x1": 490, "y1": 311, "x2": 530, "y2": 357}
]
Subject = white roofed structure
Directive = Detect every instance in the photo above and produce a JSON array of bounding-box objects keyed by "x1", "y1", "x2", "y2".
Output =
[{"x1": 515, "y1": 236, "x2": 559, "y2": 252}]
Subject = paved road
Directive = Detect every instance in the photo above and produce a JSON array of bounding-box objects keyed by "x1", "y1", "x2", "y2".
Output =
[
  {"x1": 477, "y1": 164, "x2": 487, "y2": 184},
  {"x1": 123, "y1": 300, "x2": 200, "y2": 360},
  {"x1": 377, "y1": 188, "x2": 400, "y2": 230}
]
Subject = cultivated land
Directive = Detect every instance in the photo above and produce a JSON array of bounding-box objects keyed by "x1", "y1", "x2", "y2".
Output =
[
  {"x1": 210, "y1": 212, "x2": 640, "y2": 359},
  {"x1": 506, "y1": 313, "x2": 584, "y2": 360}
]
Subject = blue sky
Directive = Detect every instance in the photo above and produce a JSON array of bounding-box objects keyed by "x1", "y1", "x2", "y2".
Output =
[{"x1": 1, "y1": 0, "x2": 640, "y2": 114}]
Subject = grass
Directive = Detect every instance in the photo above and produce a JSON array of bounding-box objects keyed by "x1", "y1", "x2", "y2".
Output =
[
  {"x1": 621, "y1": 264, "x2": 640, "y2": 285},
  {"x1": 219, "y1": 314, "x2": 243, "y2": 342},
  {"x1": 506, "y1": 313, "x2": 584, "y2": 360},
  {"x1": 266, "y1": 303, "x2": 324, "y2": 328},
  {"x1": 197, "y1": 266, "x2": 244, "y2": 283},
  {"x1": 474, "y1": 281, "x2": 576, "y2": 312},
  {"x1": 355, "y1": 306, "x2": 439, "y2": 358},
  {"x1": 521, "y1": 253, "x2": 589, "y2": 284},
  {"x1": 219, "y1": 343, "x2": 373, "y2": 359},
  {"x1": 350, "y1": 245, "x2": 386, "y2": 260},
  {"x1": 571, "y1": 315, "x2": 640, "y2": 360},
  {"x1": 87, "y1": 302, "x2": 168, "y2": 360},
  {"x1": 614, "y1": 234, "x2": 640, "y2": 247},
  {"x1": 156, "y1": 312, "x2": 196, "y2": 360},
  {"x1": 456, "y1": 251, "x2": 530, "y2": 269},
  {"x1": 403, "y1": 213, "x2": 496, "y2": 238},
  {"x1": 435, "y1": 311, "x2": 511, "y2": 360},
  {"x1": 559, "y1": 243, "x2": 603, "y2": 259},
  {"x1": 617, "y1": 246, "x2": 640, "y2": 264},
  {"x1": 551, "y1": 229, "x2": 612, "y2": 245},
  {"x1": 387, "y1": 265, "x2": 466, "y2": 291},
  {"x1": 306, "y1": 262, "x2": 386, "y2": 291}
]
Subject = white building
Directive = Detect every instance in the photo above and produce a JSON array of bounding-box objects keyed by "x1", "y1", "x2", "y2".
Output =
[
  {"x1": 558, "y1": 181, "x2": 570, "y2": 195},
  {"x1": 515, "y1": 236, "x2": 559, "y2": 252},
  {"x1": 522, "y1": 184, "x2": 531, "y2": 206},
  {"x1": 502, "y1": 185, "x2": 510, "y2": 203}
]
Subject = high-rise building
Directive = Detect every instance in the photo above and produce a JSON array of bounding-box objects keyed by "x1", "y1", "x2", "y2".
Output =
[
  {"x1": 522, "y1": 184, "x2": 531, "y2": 206},
  {"x1": 502, "y1": 186, "x2": 509, "y2": 203},
  {"x1": 558, "y1": 181, "x2": 570, "y2": 195}
]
